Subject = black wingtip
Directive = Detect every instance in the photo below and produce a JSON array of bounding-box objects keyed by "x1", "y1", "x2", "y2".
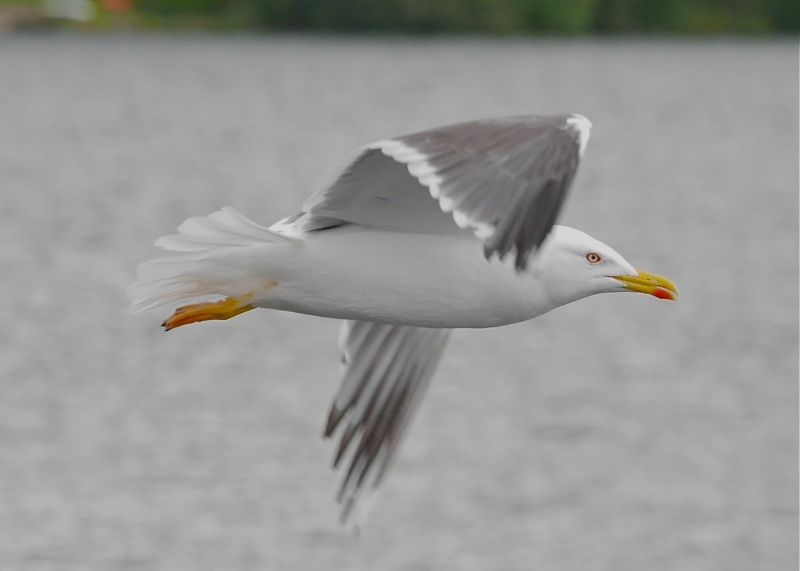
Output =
[{"x1": 324, "y1": 406, "x2": 342, "y2": 438}]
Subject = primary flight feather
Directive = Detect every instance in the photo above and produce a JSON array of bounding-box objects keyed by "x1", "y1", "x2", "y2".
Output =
[{"x1": 128, "y1": 114, "x2": 678, "y2": 526}]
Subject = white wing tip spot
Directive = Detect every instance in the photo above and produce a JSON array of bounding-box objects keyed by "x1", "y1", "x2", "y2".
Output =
[{"x1": 566, "y1": 114, "x2": 592, "y2": 157}]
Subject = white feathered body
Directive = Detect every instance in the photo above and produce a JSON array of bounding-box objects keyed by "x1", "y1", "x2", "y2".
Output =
[
  {"x1": 254, "y1": 225, "x2": 564, "y2": 328},
  {"x1": 129, "y1": 202, "x2": 635, "y2": 329},
  {"x1": 129, "y1": 207, "x2": 633, "y2": 329}
]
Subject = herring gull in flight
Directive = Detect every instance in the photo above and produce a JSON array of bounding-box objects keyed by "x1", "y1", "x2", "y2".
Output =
[{"x1": 128, "y1": 114, "x2": 678, "y2": 525}]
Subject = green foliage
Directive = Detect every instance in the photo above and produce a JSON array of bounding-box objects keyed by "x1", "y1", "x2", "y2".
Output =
[
  {"x1": 512, "y1": 0, "x2": 598, "y2": 34},
  {"x1": 135, "y1": 0, "x2": 224, "y2": 17},
  {"x1": 592, "y1": 0, "x2": 772, "y2": 33},
  {"x1": 766, "y1": 0, "x2": 800, "y2": 32},
  {"x1": 9, "y1": 0, "x2": 790, "y2": 33},
  {"x1": 228, "y1": 0, "x2": 800, "y2": 33}
]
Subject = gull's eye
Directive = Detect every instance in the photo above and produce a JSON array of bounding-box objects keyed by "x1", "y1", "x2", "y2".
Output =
[{"x1": 586, "y1": 252, "x2": 602, "y2": 264}]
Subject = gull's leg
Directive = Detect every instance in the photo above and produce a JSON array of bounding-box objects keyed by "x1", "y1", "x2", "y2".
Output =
[{"x1": 162, "y1": 295, "x2": 255, "y2": 331}]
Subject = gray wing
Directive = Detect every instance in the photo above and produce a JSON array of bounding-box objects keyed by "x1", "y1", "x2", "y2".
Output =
[
  {"x1": 325, "y1": 320, "x2": 451, "y2": 525},
  {"x1": 302, "y1": 114, "x2": 591, "y2": 270}
]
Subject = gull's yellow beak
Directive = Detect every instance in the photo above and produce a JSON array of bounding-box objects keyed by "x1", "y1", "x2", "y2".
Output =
[{"x1": 614, "y1": 270, "x2": 679, "y2": 301}]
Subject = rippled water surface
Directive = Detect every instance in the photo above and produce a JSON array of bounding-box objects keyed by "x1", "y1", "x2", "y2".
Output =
[{"x1": 1, "y1": 35, "x2": 797, "y2": 570}]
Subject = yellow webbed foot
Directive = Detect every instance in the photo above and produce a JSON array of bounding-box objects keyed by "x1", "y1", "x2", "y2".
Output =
[{"x1": 162, "y1": 296, "x2": 255, "y2": 331}]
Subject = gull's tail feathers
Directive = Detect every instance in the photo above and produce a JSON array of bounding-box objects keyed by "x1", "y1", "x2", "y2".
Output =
[
  {"x1": 154, "y1": 206, "x2": 291, "y2": 252},
  {"x1": 127, "y1": 207, "x2": 293, "y2": 315}
]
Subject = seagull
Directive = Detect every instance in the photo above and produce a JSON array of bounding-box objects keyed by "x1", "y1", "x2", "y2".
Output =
[{"x1": 128, "y1": 114, "x2": 678, "y2": 526}]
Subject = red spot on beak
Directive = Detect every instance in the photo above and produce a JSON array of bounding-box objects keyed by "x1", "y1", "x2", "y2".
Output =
[{"x1": 653, "y1": 287, "x2": 675, "y2": 300}]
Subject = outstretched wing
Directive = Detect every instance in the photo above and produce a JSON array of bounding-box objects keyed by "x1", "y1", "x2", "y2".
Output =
[
  {"x1": 303, "y1": 114, "x2": 591, "y2": 270},
  {"x1": 325, "y1": 320, "x2": 451, "y2": 525}
]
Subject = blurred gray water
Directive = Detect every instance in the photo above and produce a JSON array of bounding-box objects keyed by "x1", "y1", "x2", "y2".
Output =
[{"x1": 0, "y1": 35, "x2": 797, "y2": 571}]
